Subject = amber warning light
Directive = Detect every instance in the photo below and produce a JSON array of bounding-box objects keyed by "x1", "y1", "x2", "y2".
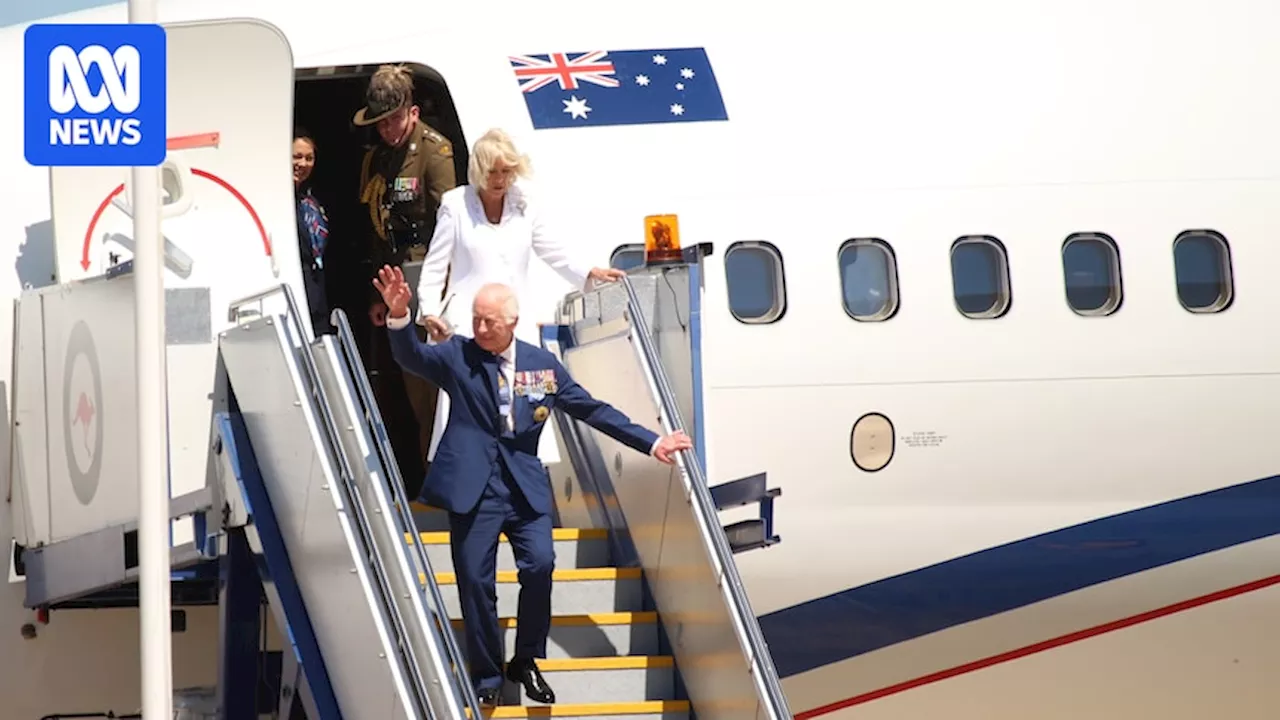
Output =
[{"x1": 644, "y1": 214, "x2": 684, "y2": 265}]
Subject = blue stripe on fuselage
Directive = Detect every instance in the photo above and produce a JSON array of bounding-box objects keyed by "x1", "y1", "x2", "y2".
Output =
[{"x1": 758, "y1": 474, "x2": 1280, "y2": 678}]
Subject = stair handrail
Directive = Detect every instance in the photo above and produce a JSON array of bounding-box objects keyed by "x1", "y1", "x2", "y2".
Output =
[
  {"x1": 328, "y1": 306, "x2": 484, "y2": 720},
  {"x1": 617, "y1": 274, "x2": 793, "y2": 720},
  {"x1": 228, "y1": 283, "x2": 437, "y2": 720}
]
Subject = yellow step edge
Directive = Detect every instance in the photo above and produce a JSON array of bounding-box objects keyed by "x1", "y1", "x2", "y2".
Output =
[
  {"x1": 426, "y1": 567, "x2": 642, "y2": 585},
  {"x1": 450, "y1": 612, "x2": 658, "y2": 628},
  {"x1": 410, "y1": 528, "x2": 609, "y2": 544},
  {"x1": 535, "y1": 656, "x2": 674, "y2": 671},
  {"x1": 471, "y1": 701, "x2": 690, "y2": 718}
]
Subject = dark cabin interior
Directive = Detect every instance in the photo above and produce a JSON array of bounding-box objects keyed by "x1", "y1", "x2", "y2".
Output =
[{"x1": 292, "y1": 63, "x2": 469, "y2": 491}]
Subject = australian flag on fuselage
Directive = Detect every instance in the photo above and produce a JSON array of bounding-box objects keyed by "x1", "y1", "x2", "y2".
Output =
[{"x1": 509, "y1": 48, "x2": 729, "y2": 130}]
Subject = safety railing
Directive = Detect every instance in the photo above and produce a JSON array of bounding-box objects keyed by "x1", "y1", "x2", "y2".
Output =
[
  {"x1": 565, "y1": 274, "x2": 793, "y2": 720},
  {"x1": 227, "y1": 284, "x2": 442, "y2": 720},
  {"x1": 327, "y1": 307, "x2": 484, "y2": 720}
]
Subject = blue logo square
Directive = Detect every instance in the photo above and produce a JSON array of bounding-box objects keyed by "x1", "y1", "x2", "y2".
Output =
[{"x1": 24, "y1": 23, "x2": 167, "y2": 167}]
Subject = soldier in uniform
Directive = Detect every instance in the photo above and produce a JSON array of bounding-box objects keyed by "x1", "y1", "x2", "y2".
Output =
[{"x1": 353, "y1": 64, "x2": 459, "y2": 492}]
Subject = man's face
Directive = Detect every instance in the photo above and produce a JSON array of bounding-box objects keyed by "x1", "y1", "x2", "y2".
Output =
[
  {"x1": 376, "y1": 105, "x2": 418, "y2": 147},
  {"x1": 472, "y1": 297, "x2": 516, "y2": 353}
]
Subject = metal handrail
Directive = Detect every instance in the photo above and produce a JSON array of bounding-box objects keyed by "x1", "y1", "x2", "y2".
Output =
[
  {"x1": 283, "y1": 284, "x2": 437, "y2": 720},
  {"x1": 328, "y1": 307, "x2": 484, "y2": 720},
  {"x1": 227, "y1": 286, "x2": 286, "y2": 322},
  {"x1": 616, "y1": 274, "x2": 792, "y2": 720},
  {"x1": 229, "y1": 283, "x2": 435, "y2": 719}
]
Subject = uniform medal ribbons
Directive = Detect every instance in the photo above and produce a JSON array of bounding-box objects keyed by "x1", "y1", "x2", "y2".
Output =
[
  {"x1": 514, "y1": 370, "x2": 557, "y2": 400},
  {"x1": 391, "y1": 176, "x2": 420, "y2": 203}
]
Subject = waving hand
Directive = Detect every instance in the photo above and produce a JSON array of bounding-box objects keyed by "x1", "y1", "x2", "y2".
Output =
[{"x1": 371, "y1": 265, "x2": 414, "y2": 321}]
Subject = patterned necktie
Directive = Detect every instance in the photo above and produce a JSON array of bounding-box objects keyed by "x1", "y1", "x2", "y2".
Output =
[{"x1": 496, "y1": 357, "x2": 512, "y2": 432}]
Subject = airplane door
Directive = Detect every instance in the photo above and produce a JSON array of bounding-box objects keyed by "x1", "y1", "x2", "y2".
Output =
[{"x1": 45, "y1": 19, "x2": 302, "y2": 540}]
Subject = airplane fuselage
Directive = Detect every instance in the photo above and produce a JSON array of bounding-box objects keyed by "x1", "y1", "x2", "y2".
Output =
[{"x1": 2, "y1": 1, "x2": 1280, "y2": 718}]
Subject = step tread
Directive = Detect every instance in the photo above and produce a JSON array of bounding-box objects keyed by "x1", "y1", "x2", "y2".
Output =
[
  {"x1": 429, "y1": 567, "x2": 641, "y2": 585},
  {"x1": 480, "y1": 700, "x2": 690, "y2": 718},
  {"x1": 451, "y1": 612, "x2": 658, "y2": 628},
  {"x1": 411, "y1": 528, "x2": 609, "y2": 544},
  {"x1": 535, "y1": 656, "x2": 673, "y2": 671}
]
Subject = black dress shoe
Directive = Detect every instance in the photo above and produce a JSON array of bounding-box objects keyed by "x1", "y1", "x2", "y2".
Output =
[
  {"x1": 505, "y1": 657, "x2": 556, "y2": 704},
  {"x1": 476, "y1": 687, "x2": 501, "y2": 707}
]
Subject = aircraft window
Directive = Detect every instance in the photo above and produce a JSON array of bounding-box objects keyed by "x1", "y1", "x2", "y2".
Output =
[
  {"x1": 1061, "y1": 233, "x2": 1123, "y2": 316},
  {"x1": 724, "y1": 241, "x2": 786, "y2": 324},
  {"x1": 610, "y1": 244, "x2": 646, "y2": 271},
  {"x1": 1173, "y1": 230, "x2": 1233, "y2": 313},
  {"x1": 950, "y1": 236, "x2": 1011, "y2": 319},
  {"x1": 838, "y1": 238, "x2": 899, "y2": 321}
]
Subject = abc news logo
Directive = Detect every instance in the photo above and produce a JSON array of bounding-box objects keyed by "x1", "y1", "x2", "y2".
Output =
[
  {"x1": 24, "y1": 23, "x2": 167, "y2": 167},
  {"x1": 48, "y1": 44, "x2": 143, "y2": 147}
]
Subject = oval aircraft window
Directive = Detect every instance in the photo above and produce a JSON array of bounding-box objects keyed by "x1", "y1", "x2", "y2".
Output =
[
  {"x1": 724, "y1": 241, "x2": 787, "y2": 324},
  {"x1": 851, "y1": 412, "x2": 895, "y2": 472},
  {"x1": 1061, "y1": 233, "x2": 1123, "y2": 316},
  {"x1": 950, "y1": 236, "x2": 1011, "y2": 319},
  {"x1": 610, "y1": 244, "x2": 646, "y2": 271},
  {"x1": 838, "y1": 239, "x2": 900, "y2": 321},
  {"x1": 1172, "y1": 230, "x2": 1233, "y2": 313}
]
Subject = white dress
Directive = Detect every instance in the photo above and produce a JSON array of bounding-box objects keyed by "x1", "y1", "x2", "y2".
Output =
[{"x1": 414, "y1": 182, "x2": 592, "y2": 463}]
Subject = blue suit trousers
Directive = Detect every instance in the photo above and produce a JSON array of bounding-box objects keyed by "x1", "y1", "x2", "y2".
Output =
[{"x1": 448, "y1": 463, "x2": 554, "y2": 691}]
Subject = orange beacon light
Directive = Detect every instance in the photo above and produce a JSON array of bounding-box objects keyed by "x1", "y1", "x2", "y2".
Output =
[{"x1": 644, "y1": 214, "x2": 684, "y2": 266}]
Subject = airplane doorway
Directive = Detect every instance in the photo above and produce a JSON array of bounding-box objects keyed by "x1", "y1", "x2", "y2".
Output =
[{"x1": 293, "y1": 62, "x2": 469, "y2": 496}]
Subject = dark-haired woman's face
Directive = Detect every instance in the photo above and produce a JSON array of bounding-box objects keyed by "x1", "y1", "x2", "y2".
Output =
[{"x1": 292, "y1": 138, "x2": 315, "y2": 186}]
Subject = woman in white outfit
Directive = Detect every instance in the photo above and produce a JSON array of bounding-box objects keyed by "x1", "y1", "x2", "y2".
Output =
[{"x1": 414, "y1": 128, "x2": 624, "y2": 463}]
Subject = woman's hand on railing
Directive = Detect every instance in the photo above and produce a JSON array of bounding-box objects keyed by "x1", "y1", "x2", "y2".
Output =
[{"x1": 586, "y1": 266, "x2": 626, "y2": 289}]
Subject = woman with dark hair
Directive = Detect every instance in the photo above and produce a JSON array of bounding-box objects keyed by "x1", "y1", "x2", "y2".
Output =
[{"x1": 293, "y1": 128, "x2": 332, "y2": 335}]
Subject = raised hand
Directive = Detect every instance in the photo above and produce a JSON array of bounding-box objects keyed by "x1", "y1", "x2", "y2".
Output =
[{"x1": 371, "y1": 265, "x2": 413, "y2": 321}]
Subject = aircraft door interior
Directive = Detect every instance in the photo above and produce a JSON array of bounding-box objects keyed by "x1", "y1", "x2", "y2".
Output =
[{"x1": 292, "y1": 62, "x2": 469, "y2": 487}]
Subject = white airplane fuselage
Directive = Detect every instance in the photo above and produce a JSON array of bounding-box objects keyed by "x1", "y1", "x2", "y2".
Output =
[{"x1": 1, "y1": 1, "x2": 1279, "y2": 718}]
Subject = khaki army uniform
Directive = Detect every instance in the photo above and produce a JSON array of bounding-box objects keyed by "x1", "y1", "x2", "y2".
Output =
[{"x1": 359, "y1": 120, "x2": 458, "y2": 473}]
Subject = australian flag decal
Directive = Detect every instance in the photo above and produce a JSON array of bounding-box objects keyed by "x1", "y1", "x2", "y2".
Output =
[{"x1": 509, "y1": 48, "x2": 730, "y2": 130}]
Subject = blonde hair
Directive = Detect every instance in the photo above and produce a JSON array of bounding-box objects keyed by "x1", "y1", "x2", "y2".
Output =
[{"x1": 467, "y1": 128, "x2": 532, "y2": 189}]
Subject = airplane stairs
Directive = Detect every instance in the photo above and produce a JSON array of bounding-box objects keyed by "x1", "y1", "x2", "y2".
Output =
[
  {"x1": 401, "y1": 264, "x2": 791, "y2": 720},
  {"x1": 412, "y1": 503, "x2": 686, "y2": 720},
  {"x1": 8, "y1": 256, "x2": 789, "y2": 720}
]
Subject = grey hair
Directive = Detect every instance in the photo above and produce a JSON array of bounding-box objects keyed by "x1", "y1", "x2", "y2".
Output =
[{"x1": 475, "y1": 282, "x2": 520, "y2": 322}]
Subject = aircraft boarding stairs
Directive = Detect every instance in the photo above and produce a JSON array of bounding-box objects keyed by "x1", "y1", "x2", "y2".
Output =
[{"x1": 9, "y1": 258, "x2": 788, "y2": 720}]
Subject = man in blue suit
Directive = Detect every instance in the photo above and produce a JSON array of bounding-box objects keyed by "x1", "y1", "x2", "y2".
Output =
[{"x1": 373, "y1": 265, "x2": 693, "y2": 706}]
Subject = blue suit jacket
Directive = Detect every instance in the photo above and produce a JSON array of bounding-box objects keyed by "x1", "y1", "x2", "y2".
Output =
[{"x1": 387, "y1": 322, "x2": 660, "y2": 516}]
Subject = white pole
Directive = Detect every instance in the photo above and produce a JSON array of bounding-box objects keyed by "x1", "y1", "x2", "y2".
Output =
[{"x1": 128, "y1": 0, "x2": 173, "y2": 717}]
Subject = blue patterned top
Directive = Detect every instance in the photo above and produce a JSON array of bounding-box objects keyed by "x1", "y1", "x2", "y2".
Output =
[{"x1": 296, "y1": 186, "x2": 329, "y2": 270}]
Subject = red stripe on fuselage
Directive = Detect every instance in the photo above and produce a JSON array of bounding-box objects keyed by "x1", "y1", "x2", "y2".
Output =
[{"x1": 795, "y1": 574, "x2": 1280, "y2": 719}]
